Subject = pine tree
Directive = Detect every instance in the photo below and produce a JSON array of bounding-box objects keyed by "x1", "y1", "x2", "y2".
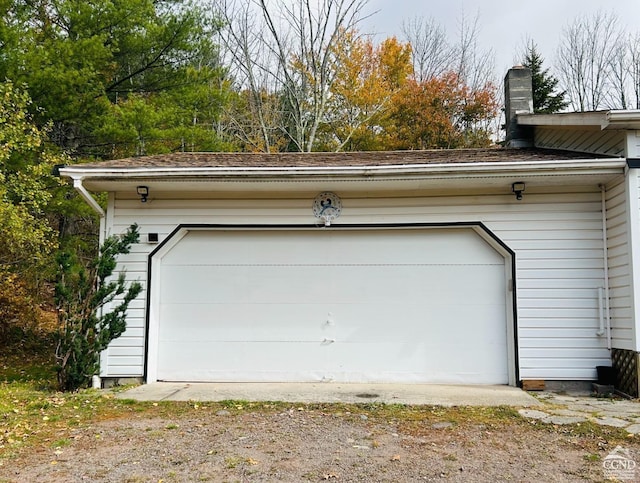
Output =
[
  {"x1": 55, "y1": 224, "x2": 142, "y2": 391},
  {"x1": 522, "y1": 42, "x2": 568, "y2": 114}
]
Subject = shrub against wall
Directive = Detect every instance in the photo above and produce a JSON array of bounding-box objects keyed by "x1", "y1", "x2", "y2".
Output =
[{"x1": 55, "y1": 224, "x2": 141, "y2": 391}]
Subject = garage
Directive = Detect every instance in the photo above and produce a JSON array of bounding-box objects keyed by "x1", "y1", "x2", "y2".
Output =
[{"x1": 149, "y1": 226, "x2": 511, "y2": 384}]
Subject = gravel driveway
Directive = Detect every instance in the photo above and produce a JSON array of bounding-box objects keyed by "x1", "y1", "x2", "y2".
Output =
[{"x1": 2, "y1": 400, "x2": 638, "y2": 482}]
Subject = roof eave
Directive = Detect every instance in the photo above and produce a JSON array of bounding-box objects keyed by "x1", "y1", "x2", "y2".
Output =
[
  {"x1": 59, "y1": 158, "x2": 627, "y2": 182},
  {"x1": 517, "y1": 110, "x2": 640, "y2": 130}
]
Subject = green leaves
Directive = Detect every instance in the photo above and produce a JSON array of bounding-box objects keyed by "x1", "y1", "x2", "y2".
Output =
[
  {"x1": 1, "y1": 0, "x2": 232, "y2": 157},
  {"x1": 0, "y1": 82, "x2": 64, "y2": 277},
  {"x1": 0, "y1": 83, "x2": 41, "y2": 165}
]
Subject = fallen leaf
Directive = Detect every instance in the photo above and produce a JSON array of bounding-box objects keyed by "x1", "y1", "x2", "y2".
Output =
[{"x1": 391, "y1": 454, "x2": 401, "y2": 461}]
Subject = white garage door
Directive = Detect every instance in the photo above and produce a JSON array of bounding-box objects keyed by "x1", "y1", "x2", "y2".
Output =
[{"x1": 155, "y1": 228, "x2": 508, "y2": 384}]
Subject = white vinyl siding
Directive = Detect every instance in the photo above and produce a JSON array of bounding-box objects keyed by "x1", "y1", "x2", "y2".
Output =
[
  {"x1": 103, "y1": 187, "x2": 612, "y2": 381},
  {"x1": 626, "y1": 130, "x2": 640, "y2": 158},
  {"x1": 606, "y1": 177, "x2": 634, "y2": 350},
  {"x1": 631, "y1": 168, "x2": 640, "y2": 351}
]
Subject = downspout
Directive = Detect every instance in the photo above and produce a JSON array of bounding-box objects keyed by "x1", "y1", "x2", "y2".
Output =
[
  {"x1": 73, "y1": 178, "x2": 105, "y2": 218},
  {"x1": 72, "y1": 178, "x2": 106, "y2": 388},
  {"x1": 73, "y1": 178, "x2": 107, "y2": 244},
  {"x1": 599, "y1": 184, "x2": 612, "y2": 349}
]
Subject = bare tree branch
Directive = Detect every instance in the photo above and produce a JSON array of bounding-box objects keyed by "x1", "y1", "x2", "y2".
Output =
[
  {"x1": 215, "y1": 0, "x2": 370, "y2": 152},
  {"x1": 401, "y1": 16, "x2": 451, "y2": 82},
  {"x1": 453, "y1": 10, "x2": 495, "y2": 92},
  {"x1": 629, "y1": 32, "x2": 640, "y2": 109},
  {"x1": 556, "y1": 11, "x2": 624, "y2": 111}
]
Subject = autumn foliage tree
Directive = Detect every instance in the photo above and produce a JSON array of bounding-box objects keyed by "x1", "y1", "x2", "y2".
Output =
[
  {"x1": 318, "y1": 31, "x2": 498, "y2": 151},
  {"x1": 319, "y1": 33, "x2": 412, "y2": 151},
  {"x1": 386, "y1": 72, "x2": 498, "y2": 150}
]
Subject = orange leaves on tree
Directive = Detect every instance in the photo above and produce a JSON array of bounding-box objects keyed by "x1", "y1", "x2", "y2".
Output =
[
  {"x1": 322, "y1": 30, "x2": 412, "y2": 151},
  {"x1": 323, "y1": 30, "x2": 497, "y2": 151},
  {"x1": 378, "y1": 37, "x2": 413, "y2": 89},
  {"x1": 388, "y1": 72, "x2": 498, "y2": 150},
  {"x1": 266, "y1": 27, "x2": 498, "y2": 152}
]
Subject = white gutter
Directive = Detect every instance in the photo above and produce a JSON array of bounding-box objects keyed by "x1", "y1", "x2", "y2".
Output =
[
  {"x1": 73, "y1": 178, "x2": 105, "y2": 217},
  {"x1": 517, "y1": 110, "x2": 640, "y2": 130},
  {"x1": 597, "y1": 185, "x2": 612, "y2": 348},
  {"x1": 597, "y1": 185, "x2": 611, "y2": 349},
  {"x1": 73, "y1": 179, "x2": 107, "y2": 387},
  {"x1": 607, "y1": 110, "x2": 640, "y2": 123},
  {"x1": 59, "y1": 158, "x2": 627, "y2": 180},
  {"x1": 597, "y1": 287, "x2": 605, "y2": 336}
]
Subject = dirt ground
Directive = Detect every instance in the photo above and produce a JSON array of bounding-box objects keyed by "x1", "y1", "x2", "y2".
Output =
[{"x1": 1, "y1": 403, "x2": 638, "y2": 483}]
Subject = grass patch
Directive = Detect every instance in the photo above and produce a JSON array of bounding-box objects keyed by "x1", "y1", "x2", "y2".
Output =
[
  {"x1": 584, "y1": 453, "x2": 600, "y2": 462},
  {"x1": 0, "y1": 340, "x2": 57, "y2": 385},
  {"x1": 0, "y1": 336, "x2": 161, "y2": 458},
  {"x1": 1, "y1": 335, "x2": 636, "y2": 466},
  {"x1": 0, "y1": 380, "x2": 155, "y2": 456},
  {"x1": 51, "y1": 438, "x2": 71, "y2": 448}
]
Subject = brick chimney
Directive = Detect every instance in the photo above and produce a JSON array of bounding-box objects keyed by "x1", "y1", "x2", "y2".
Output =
[{"x1": 504, "y1": 66, "x2": 534, "y2": 148}]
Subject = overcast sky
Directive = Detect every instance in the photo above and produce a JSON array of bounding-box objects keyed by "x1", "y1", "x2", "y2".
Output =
[{"x1": 361, "y1": 0, "x2": 640, "y2": 78}]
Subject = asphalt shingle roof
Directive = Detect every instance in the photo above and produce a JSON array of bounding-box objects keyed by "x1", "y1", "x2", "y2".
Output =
[{"x1": 74, "y1": 148, "x2": 609, "y2": 170}]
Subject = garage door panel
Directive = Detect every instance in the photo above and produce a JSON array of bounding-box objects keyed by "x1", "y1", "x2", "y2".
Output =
[
  {"x1": 321, "y1": 230, "x2": 504, "y2": 265},
  {"x1": 333, "y1": 303, "x2": 507, "y2": 342},
  {"x1": 161, "y1": 266, "x2": 251, "y2": 303},
  {"x1": 164, "y1": 229, "x2": 504, "y2": 266},
  {"x1": 161, "y1": 265, "x2": 319, "y2": 304},
  {"x1": 329, "y1": 342, "x2": 508, "y2": 384},
  {"x1": 332, "y1": 265, "x2": 504, "y2": 304},
  {"x1": 158, "y1": 340, "x2": 508, "y2": 384},
  {"x1": 158, "y1": 340, "x2": 332, "y2": 382},
  {"x1": 162, "y1": 264, "x2": 505, "y2": 305},
  {"x1": 158, "y1": 302, "x2": 506, "y2": 344},
  {"x1": 159, "y1": 303, "x2": 340, "y2": 341},
  {"x1": 155, "y1": 228, "x2": 509, "y2": 384}
]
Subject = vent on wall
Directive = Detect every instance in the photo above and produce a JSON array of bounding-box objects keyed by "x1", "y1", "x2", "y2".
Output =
[{"x1": 147, "y1": 233, "x2": 159, "y2": 244}]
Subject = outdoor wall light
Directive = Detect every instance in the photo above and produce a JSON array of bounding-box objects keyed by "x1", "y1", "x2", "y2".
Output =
[
  {"x1": 511, "y1": 182, "x2": 525, "y2": 201},
  {"x1": 136, "y1": 185, "x2": 149, "y2": 203}
]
